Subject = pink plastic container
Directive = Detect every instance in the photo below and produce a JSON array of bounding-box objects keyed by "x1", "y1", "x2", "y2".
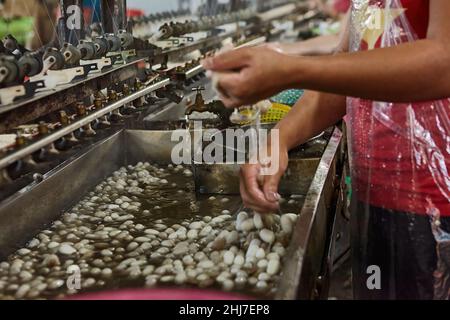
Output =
[{"x1": 68, "y1": 288, "x2": 253, "y2": 300}]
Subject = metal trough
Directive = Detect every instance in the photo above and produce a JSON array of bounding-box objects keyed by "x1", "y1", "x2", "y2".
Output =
[{"x1": 0, "y1": 127, "x2": 344, "y2": 299}]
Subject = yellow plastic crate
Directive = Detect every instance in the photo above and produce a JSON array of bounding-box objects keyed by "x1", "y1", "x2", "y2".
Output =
[
  {"x1": 233, "y1": 103, "x2": 291, "y2": 126},
  {"x1": 260, "y1": 103, "x2": 291, "y2": 123}
]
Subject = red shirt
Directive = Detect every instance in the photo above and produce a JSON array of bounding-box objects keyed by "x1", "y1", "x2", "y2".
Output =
[
  {"x1": 333, "y1": 0, "x2": 351, "y2": 14},
  {"x1": 401, "y1": 0, "x2": 429, "y2": 38},
  {"x1": 350, "y1": 0, "x2": 450, "y2": 216}
]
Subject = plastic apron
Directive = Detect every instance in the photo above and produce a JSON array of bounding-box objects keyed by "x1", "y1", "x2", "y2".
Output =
[{"x1": 347, "y1": 0, "x2": 450, "y2": 299}]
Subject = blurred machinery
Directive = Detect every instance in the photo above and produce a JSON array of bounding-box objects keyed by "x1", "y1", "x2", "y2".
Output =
[{"x1": 178, "y1": 0, "x2": 192, "y2": 12}]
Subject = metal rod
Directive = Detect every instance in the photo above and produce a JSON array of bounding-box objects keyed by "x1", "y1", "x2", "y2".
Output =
[
  {"x1": 184, "y1": 35, "x2": 266, "y2": 79},
  {"x1": 185, "y1": 65, "x2": 204, "y2": 79},
  {"x1": 0, "y1": 26, "x2": 266, "y2": 169},
  {"x1": 0, "y1": 78, "x2": 170, "y2": 170}
]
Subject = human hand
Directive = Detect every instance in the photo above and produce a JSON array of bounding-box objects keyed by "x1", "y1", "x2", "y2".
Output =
[
  {"x1": 239, "y1": 142, "x2": 289, "y2": 213},
  {"x1": 202, "y1": 46, "x2": 295, "y2": 108}
]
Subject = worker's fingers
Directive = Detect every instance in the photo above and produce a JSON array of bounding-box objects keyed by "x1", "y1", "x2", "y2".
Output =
[
  {"x1": 213, "y1": 73, "x2": 247, "y2": 108},
  {"x1": 219, "y1": 95, "x2": 242, "y2": 109},
  {"x1": 217, "y1": 90, "x2": 245, "y2": 109},
  {"x1": 210, "y1": 70, "x2": 243, "y2": 108},
  {"x1": 261, "y1": 150, "x2": 288, "y2": 205},
  {"x1": 240, "y1": 180, "x2": 272, "y2": 214},
  {"x1": 240, "y1": 165, "x2": 280, "y2": 213},
  {"x1": 202, "y1": 48, "x2": 251, "y2": 72},
  {"x1": 218, "y1": 72, "x2": 243, "y2": 95},
  {"x1": 215, "y1": 80, "x2": 231, "y2": 99},
  {"x1": 263, "y1": 42, "x2": 284, "y2": 54},
  {"x1": 240, "y1": 165, "x2": 266, "y2": 201},
  {"x1": 217, "y1": 73, "x2": 249, "y2": 107},
  {"x1": 262, "y1": 172, "x2": 283, "y2": 204}
]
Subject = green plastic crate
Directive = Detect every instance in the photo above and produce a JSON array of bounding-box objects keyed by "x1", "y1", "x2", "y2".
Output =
[{"x1": 0, "y1": 17, "x2": 35, "y2": 46}]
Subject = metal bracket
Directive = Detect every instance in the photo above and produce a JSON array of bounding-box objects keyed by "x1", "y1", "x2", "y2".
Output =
[
  {"x1": 121, "y1": 49, "x2": 137, "y2": 63},
  {"x1": 106, "y1": 52, "x2": 124, "y2": 65},
  {"x1": 30, "y1": 66, "x2": 87, "y2": 90},
  {"x1": 81, "y1": 63, "x2": 99, "y2": 75},
  {"x1": 0, "y1": 86, "x2": 26, "y2": 106},
  {"x1": 0, "y1": 81, "x2": 46, "y2": 106},
  {"x1": 80, "y1": 58, "x2": 112, "y2": 73}
]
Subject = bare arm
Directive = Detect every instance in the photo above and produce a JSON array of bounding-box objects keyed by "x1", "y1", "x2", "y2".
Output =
[
  {"x1": 204, "y1": 0, "x2": 450, "y2": 106},
  {"x1": 276, "y1": 91, "x2": 347, "y2": 150},
  {"x1": 274, "y1": 10, "x2": 351, "y2": 147},
  {"x1": 239, "y1": 90, "x2": 347, "y2": 213},
  {"x1": 205, "y1": 1, "x2": 450, "y2": 213},
  {"x1": 273, "y1": 10, "x2": 350, "y2": 56},
  {"x1": 280, "y1": 0, "x2": 450, "y2": 102},
  {"x1": 274, "y1": 34, "x2": 341, "y2": 56},
  {"x1": 291, "y1": 42, "x2": 450, "y2": 102},
  {"x1": 237, "y1": 16, "x2": 349, "y2": 213}
]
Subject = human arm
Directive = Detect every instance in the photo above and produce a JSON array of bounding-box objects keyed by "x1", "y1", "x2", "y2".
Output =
[{"x1": 203, "y1": 0, "x2": 450, "y2": 107}]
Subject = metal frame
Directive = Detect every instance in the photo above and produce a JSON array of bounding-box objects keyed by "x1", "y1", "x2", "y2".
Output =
[
  {"x1": 0, "y1": 79, "x2": 169, "y2": 171},
  {"x1": 0, "y1": 127, "x2": 344, "y2": 299},
  {"x1": 276, "y1": 128, "x2": 344, "y2": 300},
  {"x1": 0, "y1": 131, "x2": 124, "y2": 260},
  {"x1": 0, "y1": 2, "x2": 343, "y2": 299}
]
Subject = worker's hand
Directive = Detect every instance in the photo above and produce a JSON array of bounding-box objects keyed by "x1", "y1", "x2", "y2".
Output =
[
  {"x1": 263, "y1": 42, "x2": 299, "y2": 55},
  {"x1": 202, "y1": 46, "x2": 295, "y2": 108},
  {"x1": 239, "y1": 142, "x2": 289, "y2": 214},
  {"x1": 262, "y1": 42, "x2": 285, "y2": 54}
]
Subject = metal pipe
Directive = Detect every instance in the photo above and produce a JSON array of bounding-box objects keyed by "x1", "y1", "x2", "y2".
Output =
[
  {"x1": 183, "y1": 35, "x2": 266, "y2": 79},
  {"x1": 0, "y1": 78, "x2": 170, "y2": 170},
  {"x1": 184, "y1": 64, "x2": 204, "y2": 80}
]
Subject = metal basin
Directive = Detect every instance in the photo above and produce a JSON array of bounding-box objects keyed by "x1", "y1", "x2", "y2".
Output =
[
  {"x1": 0, "y1": 128, "x2": 343, "y2": 299},
  {"x1": 193, "y1": 124, "x2": 329, "y2": 195}
]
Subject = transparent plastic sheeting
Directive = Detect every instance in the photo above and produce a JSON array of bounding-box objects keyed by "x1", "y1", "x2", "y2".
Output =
[{"x1": 347, "y1": 0, "x2": 450, "y2": 299}]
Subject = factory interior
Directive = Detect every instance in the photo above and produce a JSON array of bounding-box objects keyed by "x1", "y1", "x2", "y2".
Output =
[{"x1": 0, "y1": 0, "x2": 449, "y2": 303}]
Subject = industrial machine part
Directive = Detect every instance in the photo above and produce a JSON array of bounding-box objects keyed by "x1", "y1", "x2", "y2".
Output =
[
  {"x1": 93, "y1": 37, "x2": 111, "y2": 59},
  {"x1": 0, "y1": 55, "x2": 21, "y2": 86},
  {"x1": 105, "y1": 34, "x2": 122, "y2": 52},
  {"x1": 118, "y1": 30, "x2": 134, "y2": 50},
  {"x1": 158, "y1": 23, "x2": 174, "y2": 40},
  {"x1": 156, "y1": 85, "x2": 184, "y2": 104},
  {"x1": 130, "y1": 8, "x2": 191, "y2": 26},
  {"x1": 155, "y1": 9, "x2": 254, "y2": 41},
  {"x1": 0, "y1": 2, "x2": 342, "y2": 300},
  {"x1": 2, "y1": 35, "x2": 28, "y2": 57},
  {"x1": 0, "y1": 37, "x2": 41, "y2": 84},
  {"x1": 185, "y1": 86, "x2": 207, "y2": 114},
  {"x1": 0, "y1": 42, "x2": 9, "y2": 55},
  {"x1": 60, "y1": 43, "x2": 82, "y2": 66},
  {"x1": 77, "y1": 40, "x2": 97, "y2": 60},
  {"x1": 43, "y1": 48, "x2": 66, "y2": 71},
  {"x1": 86, "y1": 22, "x2": 104, "y2": 39},
  {"x1": 185, "y1": 87, "x2": 233, "y2": 126},
  {"x1": 170, "y1": 22, "x2": 186, "y2": 38},
  {"x1": 18, "y1": 52, "x2": 43, "y2": 78}
]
